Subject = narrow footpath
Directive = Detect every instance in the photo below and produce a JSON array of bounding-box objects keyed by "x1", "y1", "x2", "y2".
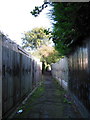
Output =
[{"x1": 12, "y1": 72, "x2": 82, "y2": 118}]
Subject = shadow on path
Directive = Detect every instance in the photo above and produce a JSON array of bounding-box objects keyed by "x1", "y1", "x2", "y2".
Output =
[{"x1": 12, "y1": 72, "x2": 82, "y2": 118}]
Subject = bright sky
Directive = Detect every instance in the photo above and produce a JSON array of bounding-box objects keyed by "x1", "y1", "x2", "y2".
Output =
[{"x1": 0, "y1": 0, "x2": 52, "y2": 45}]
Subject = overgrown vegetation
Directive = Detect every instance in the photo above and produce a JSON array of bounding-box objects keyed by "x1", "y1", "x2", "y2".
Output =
[
  {"x1": 50, "y1": 3, "x2": 90, "y2": 55},
  {"x1": 31, "y1": 2, "x2": 90, "y2": 56}
]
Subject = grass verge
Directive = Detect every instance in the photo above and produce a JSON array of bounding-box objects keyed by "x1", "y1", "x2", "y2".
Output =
[{"x1": 13, "y1": 81, "x2": 45, "y2": 118}]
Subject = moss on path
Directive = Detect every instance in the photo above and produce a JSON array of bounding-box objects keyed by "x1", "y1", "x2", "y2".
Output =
[{"x1": 13, "y1": 72, "x2": 82, "y2": 118}]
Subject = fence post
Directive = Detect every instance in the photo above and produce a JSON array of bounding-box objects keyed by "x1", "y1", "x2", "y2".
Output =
[{"x1": 0, "y1": 32, "x2": 2, "y2": 119}]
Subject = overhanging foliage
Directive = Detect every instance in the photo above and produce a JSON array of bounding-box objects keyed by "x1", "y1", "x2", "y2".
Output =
[
  {"x1": 31, "y1": 2, "x2": 90, "y2": 56},
  {"x1": 51, "y1": 3, "x2": 90, "y2": 55}
]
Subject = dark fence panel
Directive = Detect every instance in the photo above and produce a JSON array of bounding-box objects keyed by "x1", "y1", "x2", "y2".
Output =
[
  {"x1": 2, "y1": 45, "x2": 42, "y2": 117},
  {"x1": 68, "y1": 39, "x2": 90, "y2": 113}
]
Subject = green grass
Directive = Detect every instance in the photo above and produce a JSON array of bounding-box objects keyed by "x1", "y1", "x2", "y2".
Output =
[
  {"x1": 53, "y1": 78, "x2": 72, "y2": 104},
  {"x1": 29, "y1": 84, "x2": 45, "y2": 103},
  {"x1": 14, "y1": 82, "x2": 45, "y2": 118},
  {"x1": 53, "y1": 78, "x2": 66, "y2": 94}
]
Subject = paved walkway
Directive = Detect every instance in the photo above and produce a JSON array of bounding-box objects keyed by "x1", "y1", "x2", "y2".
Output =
[{"x1": 13, "y1": 72, "x2": 82, "y2": 118}]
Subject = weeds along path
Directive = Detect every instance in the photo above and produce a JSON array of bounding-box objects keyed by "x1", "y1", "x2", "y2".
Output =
[{"x1": 12, "y1": 72, "x2": 81, "y2": 118}]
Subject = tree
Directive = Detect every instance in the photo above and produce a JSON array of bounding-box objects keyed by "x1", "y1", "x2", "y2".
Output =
[
  {"x1": 22, "y1": 27, "x2": 51, "y2": 50},
  {"x1": 30, "y1": 2, "x2": 50, "y2": 17},
  {"x1": 31, "y1": 45, "x2": 54, "y2": 59},
  {"x1": 31, "y1": 45, "x2": 60, "y2": 65},
  {"x1": 50, "y1": 3, "x2": 90, "y2": 55},
  {"x1": 30, "y1": 2, "x2": 90, "y2": 56},
  {"x1": 44, "y1": 50, "x2": 61, "y2": 65}
]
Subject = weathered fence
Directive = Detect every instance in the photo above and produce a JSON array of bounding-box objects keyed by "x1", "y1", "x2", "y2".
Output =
[
  {"x1": 0, "y1": 33, "x2": 2, "y2": 120},
  {"x1": 0, "y1": 33, "x2": 42, "y2": 118},
  {"x1": 51, "y1": 38, "x2": 90, "y2": 118},
  {"x1": 51, "y1": 57, "x2": 68, "y2": 90},
  {"x1": 68, "y1": 38, "x2": 90, "y2": 118}
]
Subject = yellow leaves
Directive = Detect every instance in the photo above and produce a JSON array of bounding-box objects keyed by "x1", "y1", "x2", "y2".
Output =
[
  {"x1": 38, "y1": 45, "x2": 54, "y2": 57},
  {"x1": 37, "y1": 39, "x2": 41, "y2": 47}
]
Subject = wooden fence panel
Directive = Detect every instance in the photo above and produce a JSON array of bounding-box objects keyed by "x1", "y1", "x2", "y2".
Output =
[
  {"x1": 68, "y1": 39, "x2": 90, "y2": 113},
  {"x1": 2, "y1": 46, "x2": 42, "y2": 117}
]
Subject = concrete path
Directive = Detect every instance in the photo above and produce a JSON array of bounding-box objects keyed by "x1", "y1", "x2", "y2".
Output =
[{"x1": 13, "y1": 72, "x2": 82, "y2": 118}]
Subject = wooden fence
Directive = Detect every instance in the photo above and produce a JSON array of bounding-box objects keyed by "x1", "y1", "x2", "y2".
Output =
[
  {"x1": 51, "y1": 57, "x2": 68, "y2": 90},
  {"x1": 68, "y1": 38, "x2": 90, "y2": 118},
  {"x1": 0, "y1": 33, "x2": 42, "y2": 118},
  {"x1": 51, "y1": 37, "x2": 90, "y2": 118}
]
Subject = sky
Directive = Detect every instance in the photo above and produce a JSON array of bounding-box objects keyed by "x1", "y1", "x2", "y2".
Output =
[{"x1": 0, "y1": 0, "x2": 53, "y2": 46}]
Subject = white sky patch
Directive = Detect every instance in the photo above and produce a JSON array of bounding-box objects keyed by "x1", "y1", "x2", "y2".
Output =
[{"x1": 0, "y1": 0, "x2": 52, "y2": 45}]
